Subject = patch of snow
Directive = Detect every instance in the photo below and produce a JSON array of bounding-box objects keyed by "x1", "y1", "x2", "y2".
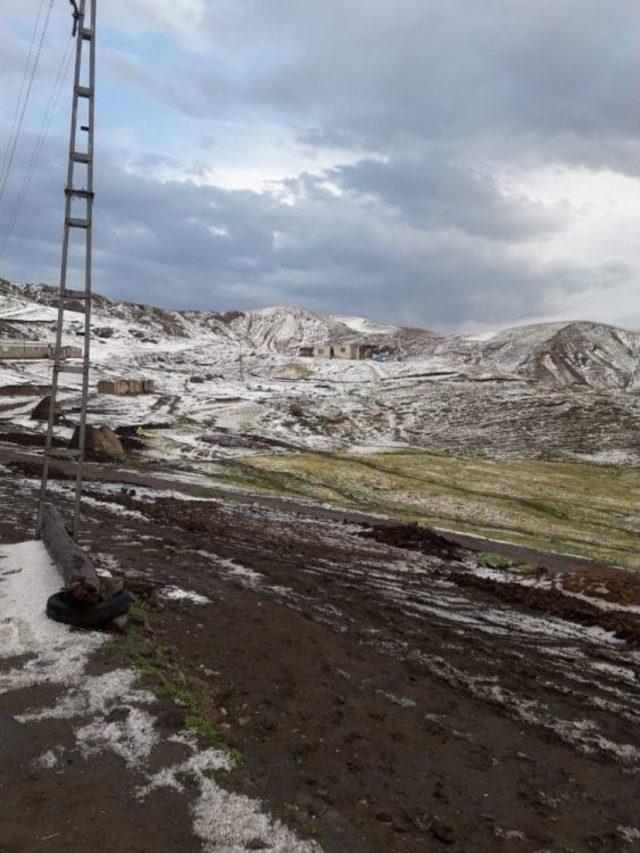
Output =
[
  {"x1": 376, "y1": 689, "x2": 417, "y2": 708},
  {"x1": 32, "y1": 749, "x2": 61, "y2": 770},
  {"x1": 138, "y1": 746, "x2": 319, "y2": 852},
  {"x1": 193, "y1": 779, "x2": 319, "y2": 852},
  {"x1": 0, "y1": 540, "x2": 105, "y2": 692},
  {"x1": 618, "y1": 825, "x2": 640, "y2": 844},
  {"x1": 160, "y1": 586, "x2": 211, "y2": 605},
  {"x1": 76, "y1": 706, "x2": 159, "y2": 767},
  {"x1": 331, "y1": 314, "x2": 399, "y2": 335},
  {"x1": 17, "y1": 668, "x2": 155, "y2": 722}
]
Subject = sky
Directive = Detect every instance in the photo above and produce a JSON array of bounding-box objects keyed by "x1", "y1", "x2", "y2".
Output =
[{"x1": 0, "y1": 0, "x2": 638, "y2": 331}]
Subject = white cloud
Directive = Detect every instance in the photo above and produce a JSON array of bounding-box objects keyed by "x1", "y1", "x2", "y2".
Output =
[{"x1": 106, "y1": 0, "x2": 206, "y2": 47}]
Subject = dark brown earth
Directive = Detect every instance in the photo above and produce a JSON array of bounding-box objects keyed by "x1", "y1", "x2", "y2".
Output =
[
  {"x1": 0, "y1": 384, "x2": 51, "y2": 396},
  {"x1": 561, "y1": 568, "x2": 640, "y2": 607},
  {"x1": 1, "y1": 460, "x2": 639, "y2": 852}
]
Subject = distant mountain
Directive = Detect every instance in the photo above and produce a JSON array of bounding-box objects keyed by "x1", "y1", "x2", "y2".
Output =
[
  {"x1": 1, "y1": 280, "x2": 638, "y2": 391},
  {"x1": 434, "y1": 322, "x2": 640, "y2": 391}
]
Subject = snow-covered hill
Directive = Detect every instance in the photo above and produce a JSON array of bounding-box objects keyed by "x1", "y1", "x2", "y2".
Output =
[
  {"x1": 0, "y1": 279, "x2": 637, "y2": 468},
  {"x1": 1, "y1": 280, "x2": 637, "y2": 391}
]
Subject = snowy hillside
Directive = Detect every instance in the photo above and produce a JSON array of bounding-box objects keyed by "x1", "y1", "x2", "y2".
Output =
[
  {"x1": 1, "y1": 280, "x2": 638, "y2": 390},
  {"x1": 0, "y1": 279, "x2": 637, "y2": 469}
]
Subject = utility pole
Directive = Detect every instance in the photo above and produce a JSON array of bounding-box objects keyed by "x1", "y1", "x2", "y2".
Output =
[{"x1": 36, "y1": 0, "x2": 97, "y2": 540}]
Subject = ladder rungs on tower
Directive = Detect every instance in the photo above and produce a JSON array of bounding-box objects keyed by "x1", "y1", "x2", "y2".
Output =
[
  {"x1": 56, "y1": 301, "x2": 88, "y2": 314},
  {"x1": 47, "y1": 448, "x2": 83, "y2": 460},
  {"x1": 54, "y1": 363, "x2": 87, "y2": 375},
  {"x1": 65, "y1": 187, "x2": 94, "y2": 199},
  {"x1": 36, "y1": 0, "x2": 98, "y2": 542},
  {"x1": 61, "y1": 288, "x2": 90, "y2": 299},
  {"x1": 65, "y1": 216, "x2": 91, "y2": 229}
]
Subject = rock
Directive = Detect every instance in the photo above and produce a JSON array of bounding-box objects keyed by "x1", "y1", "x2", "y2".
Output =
[
  {"x1": 30, "y1": 395, "x2": 60, "y2": 422},
  {"x1": 105, "y1": 706, "x2": 131, "y2": 723},
  {"x1": 94, "y1": 326, "x2": 114, "y2": 338},
  {"x1": 430, "y1": 817, "x2": 456, "y2": 845},
  {"x1": 69, "y1": 425, "x2": 125, "y2": 461}
]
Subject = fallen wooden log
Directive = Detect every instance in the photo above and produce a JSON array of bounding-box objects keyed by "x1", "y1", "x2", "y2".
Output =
[{"x1": 41, "y1": 505, "x2": 102, "y2": 606}]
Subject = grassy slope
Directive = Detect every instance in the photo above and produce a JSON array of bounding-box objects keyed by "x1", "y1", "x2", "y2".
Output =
[{"x1": 210, "y1": 450, "x2": 639, "y2": 570}]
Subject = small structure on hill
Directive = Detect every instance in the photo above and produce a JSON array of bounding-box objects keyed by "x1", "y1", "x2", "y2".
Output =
[
  {"x1": 97, "y1": 378, "x2": 154, "y2": 396},
  {"x1": 311, "y1": 342, "x2": 363, "y2": 360},
  {"x1": 0, "y1": 341, "x2": 82, "y2": 360}
]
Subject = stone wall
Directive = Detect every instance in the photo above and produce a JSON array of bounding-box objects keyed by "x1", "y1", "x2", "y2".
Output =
[{"x1": 97, "y1": 378, "x2": 154, "y2": 396}]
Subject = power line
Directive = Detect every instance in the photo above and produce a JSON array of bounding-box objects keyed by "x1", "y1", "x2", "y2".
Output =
[
  {"x1": 0, "y1": 0, "x2": 55, "y2": 203},
  {"x1": 0, "y1": 0, "x2": 46, "y2": 189},
  {"x1": 1, "y1": 38, "x2": 74, "y2": 254}
]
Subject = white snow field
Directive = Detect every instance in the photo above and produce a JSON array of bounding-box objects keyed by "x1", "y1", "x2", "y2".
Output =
[{"x1": 0, "y1": 279, "x2": 638, "y2": 470}]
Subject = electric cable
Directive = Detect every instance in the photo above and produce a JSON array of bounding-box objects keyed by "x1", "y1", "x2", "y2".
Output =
[
  {"x1": 1, "y1": 37, "x2": 74, "y2": 253},
  {"x1": 0, "y1": 0, "x2": 46, "y2": 190},
  {"x1": 0, "y1": 0, "x2": 55, "y2": 203}
]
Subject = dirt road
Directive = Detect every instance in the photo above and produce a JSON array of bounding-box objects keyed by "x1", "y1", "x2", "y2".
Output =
[{"x1": 0, "y1": 464, "x2": 638, "y2": 852}]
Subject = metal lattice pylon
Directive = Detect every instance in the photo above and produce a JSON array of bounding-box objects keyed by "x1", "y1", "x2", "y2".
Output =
[{"x1": 36, "y1": 0, "x2": 97, "y2": 540}]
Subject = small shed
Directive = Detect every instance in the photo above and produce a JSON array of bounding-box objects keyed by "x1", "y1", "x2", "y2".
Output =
[
  {"x1": 0, "y1": 341, "x2": 83, "y2": 360},
  {"x1": 334, "y1": 342, "x2": 361, "y2": 360},
  {"x1": 313, "y1": 344, "x2": 334, "y2": 359},
  {"x1": 0, "y1": 341, "x2": 51, "y2": 359},
  {"x1": 98, "y1": 378, "x2": 154, "y2": 396},
  {"x1": 313, "y1": 342, "x2": 362, "y2": 360}
]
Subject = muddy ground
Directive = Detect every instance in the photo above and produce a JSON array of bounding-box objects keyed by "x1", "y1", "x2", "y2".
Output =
[{"x1": 0, "y1": 459, "x2": 639, "y2": 852}]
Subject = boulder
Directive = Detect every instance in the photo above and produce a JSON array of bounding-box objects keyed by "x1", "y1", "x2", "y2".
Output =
[
  {"x1": 31, "y1": 395, "x2": 60, "y2": 422},
  {"x1": 69, "y1": 425, "x2": 125, "y2": 461}
]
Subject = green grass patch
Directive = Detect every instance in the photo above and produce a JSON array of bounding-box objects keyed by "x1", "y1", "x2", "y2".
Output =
[
  {"x1": 112, "y1": 608, "x2": 233, "y2": 754},
  {"x1": 476, "y1": 553, "x2": 537, "y2": 573},
  {"x1": 207, "y1": 450, "x2": 639, "y2": 570}
]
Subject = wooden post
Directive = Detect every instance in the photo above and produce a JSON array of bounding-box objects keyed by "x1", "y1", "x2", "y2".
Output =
[{"x1": 41, "y1": 504, "x2": 102, "y2": 605}]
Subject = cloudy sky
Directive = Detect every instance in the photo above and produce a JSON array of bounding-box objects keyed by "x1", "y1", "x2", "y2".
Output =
[{"x1": 1, "y1": 0, "x2": 637, "y2": 330}]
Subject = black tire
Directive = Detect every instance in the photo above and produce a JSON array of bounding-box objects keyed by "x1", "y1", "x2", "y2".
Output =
[{"x1": 46, "y1": 588, "x2": 134, "y2": 628}]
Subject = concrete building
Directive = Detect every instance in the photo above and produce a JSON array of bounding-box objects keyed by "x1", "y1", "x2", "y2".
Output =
[
  {"x1": 313, "y1": 344, "x2": 334, "y2": 359},
  {"x1": 334, "y1": 342, "x2": 361, "y2": 360},
  {"x1": 0, "y1": 341, "x2": 82, "y2": 359},
  {"x1": 98, "y1": 378, "x2": 154, "y2": 396},
  {"x1": 312, "y1": 342, "x2": 362, "y2": 360}
]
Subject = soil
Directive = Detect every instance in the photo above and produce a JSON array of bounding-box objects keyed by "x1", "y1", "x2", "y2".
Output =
[
  {"x1": 358, "y1": 522, "x2": 462, "y2": 561},
  {"x1": 0, "y1": 431, "x2": 67, "y2": 449},
  {"x1": 561, "y1": 568, "x2": 640, "y2": 607},
  {"x1": 1, "y1": 460, "x2": 638, "y2": 852},
  {"x1": 0, "y1": 383, "x2": 51, "y2": 396},
  {"x1": 452, "y1": 571, "x2": 640, "y2": 645}
]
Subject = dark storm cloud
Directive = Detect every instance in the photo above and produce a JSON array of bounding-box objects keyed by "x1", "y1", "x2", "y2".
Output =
[
  {"x1": 3, "y1": 137, "x2": 623, "y2": 329},
  {"x1": 2, "y1": 0, "x2": 637, "y2": 328},
  {"x1": 193, "y1": 0, "x2": 637, "y2": 171},
  {"x1": 329, "y1": 154, "x2": 561, "y2": 240},
  {"x1": 101, "y1": 1, "x2": 637, "y2": 172}
]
